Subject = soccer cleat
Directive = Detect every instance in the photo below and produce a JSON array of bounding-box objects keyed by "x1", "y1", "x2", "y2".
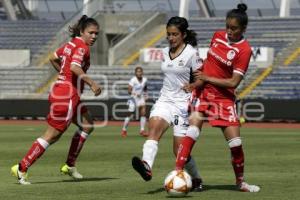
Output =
[
  {"x1": 191, "y1": 178, "x2": 203, "y2": 192},
  {"x1": 11, "y1": 164, "x2": 31, "y2": 185},
  {"x1": 60, "y1": 164, "x2": 83, "y2": 179},
  {"x1": 121, "y1": 130, "x2": 127, "y2": 137},
  {"x1": 132, "y1": 156, "x2": 152, "y2": 181},
  {"x1": 238, "y1": 181, "x2": 260, "y2": 192},
  {"x1": 139, "y1": 130, "x2": 148, "y2": 137}
]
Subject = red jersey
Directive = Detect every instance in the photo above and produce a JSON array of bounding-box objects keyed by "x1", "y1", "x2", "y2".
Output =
[
  {"x1": 202, "y1": 30, "x2": 252, "y2": 100},
  {"x1": 54, "y1": 37, "x2": 90, "y2": 94}
]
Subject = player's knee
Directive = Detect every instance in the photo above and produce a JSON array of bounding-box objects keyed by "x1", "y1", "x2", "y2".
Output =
[
  {"x1": 186, "y1": 125, "x2": 200, "y2": 141},
  {"x1": 189, "y1": 112, "x2": 203, "y2": 126},
  {"x1": 82, "y1": 125, "x2": 94, "y2": 134},
  {"x1": 228, "y1": 137, "x2": 242, "y2": 148}
]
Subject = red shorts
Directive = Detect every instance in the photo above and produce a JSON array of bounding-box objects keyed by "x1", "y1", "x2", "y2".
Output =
[
  {"x1": 191, "y1": 90, "x2": 240, "y2": 127},
  {"x1": 46, "y1": 83, "x2": 87, "y2": 132}
]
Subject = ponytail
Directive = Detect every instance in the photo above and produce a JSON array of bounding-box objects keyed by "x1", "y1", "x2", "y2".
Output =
[
  {"x1": 185, "y1": 29, "x2": 197, "y2": 47},
  {"x1": 226, "y1": 3, "x2": 248, "y2": 28},
  {"x1": 69, "y1": 15, "x2": 99, "y2": 38},
  {"x1": 167, "y1": 16, "x2": 198, "y2": 47}
]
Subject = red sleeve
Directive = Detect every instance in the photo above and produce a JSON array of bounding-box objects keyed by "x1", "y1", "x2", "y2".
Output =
[
  {"x1": 209, "y1": 32, "x2": 218, "y2": 47},
  {"x1": 233, "y1": 48, "x2": 252, "y2": 76},
  {"x1": 71, "y1": 46, "x2": 88, "y2": 67},
  {"x1": 55, "y1": 45, "x2": 65, "y2": 58}
]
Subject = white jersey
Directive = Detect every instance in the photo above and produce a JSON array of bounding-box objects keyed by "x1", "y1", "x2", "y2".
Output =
[
  {"x1": 129, "y1": 76, "x2": 147, "y2": 96},
  {"x1": 159, "y1": 44, "x2": 202, "y2": 102}
]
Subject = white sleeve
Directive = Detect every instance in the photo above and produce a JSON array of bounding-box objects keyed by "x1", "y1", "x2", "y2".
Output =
[
  {"x1": 190, "y1": 51, "x2": 203, "y2": 72},
  {"x1": 129, "y1": 77, "x2": 135, "y2": 86}
]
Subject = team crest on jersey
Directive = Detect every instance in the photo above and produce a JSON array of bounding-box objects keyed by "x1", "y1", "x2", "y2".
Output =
[
  {"x1": 78, "y1": 48, "x2": 85, "y2": 56},
  {"x1": 178, "y1": 60, "x2": 184, "y2": 66},
  {"x1": 227, "y1": 50, "x2": 236, "y2": 60}
]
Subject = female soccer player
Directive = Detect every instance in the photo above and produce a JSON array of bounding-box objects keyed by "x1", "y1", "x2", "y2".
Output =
[
  {"x1": 11, "y1": 15, "x2": 101, "y2": 185},
  {"x1": 121, "y1": 66, "x2": 148, "y2": 137},
  {"x1": 175, "y1": 4, "x2": 260, "y2": 192},
  {"x1": 132, "y1": 16, "x2": 203, "y2": 191}
]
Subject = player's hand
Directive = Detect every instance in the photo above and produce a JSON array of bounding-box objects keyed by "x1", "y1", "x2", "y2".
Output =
[
  {"x1": 182, "y1": 83, "x2": 195, "y2": 93},
  {"x1": 143, "y1": 93, "x2": 148, "y2": 100},
  {"x1": 91, "y1": 83, "x2": 102, "y2": 96},
  {"x1": 193, "y1": 71, "x2": 207, "y2": 82}
]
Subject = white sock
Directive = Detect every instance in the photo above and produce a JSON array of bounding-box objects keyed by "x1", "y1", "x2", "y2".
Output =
[
  {"x1": 77, "y1": 130, "x2": 89, "y2": 139},
  {"x1": 37, "y1": 137, "x2": 49, "y2": 149},
  {"x1": 140, "y1": 116, "x2": 146, "y2": 131},
  {"x1": 184, "y1": 156, "x2": 201, "y2": 179},
  {"x1": 186, "y1": 125, "x2": 200, "y2": 141},
  {"x1": 142, "y1": 140, "x2": 158, "y2": 169},
  {"x1": 122, "y1": 117, "x2": 131, "y2": 130}
]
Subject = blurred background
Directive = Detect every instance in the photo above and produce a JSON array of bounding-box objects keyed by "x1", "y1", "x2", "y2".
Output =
[{"x1": 0, "y1": 0, "x2": 299, "y2": 122}]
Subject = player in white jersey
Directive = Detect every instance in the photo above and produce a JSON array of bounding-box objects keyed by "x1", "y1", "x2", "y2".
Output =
[
  {"x1": 132, "y1": 16, "x2": 203, "y2": 191},
  {"x1": 121, "y1": 66, "x2": 148, "y2": 137}
]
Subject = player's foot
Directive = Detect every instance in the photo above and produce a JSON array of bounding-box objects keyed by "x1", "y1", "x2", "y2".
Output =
[
  {"x1": 60, "y1": 164, "x2": 83, "y2": 179},
  {"x1": 139, "y1": 130, "x2": 148, "y2": 137},
  {"x1": 132, "y1": 156, "x2": 152, "y2": 181},
  {"x1": 121, "y1": 130, "x2": 127, "y2": 137},
  {"x1": 11, "y1": 164, "x2": 31, "y2": 185},
  {"x1": 238, "y1": 181, "x2": 260, "y2": 192},
  {"x1": 191, "y1": 177, "x2": 203, "y2": 192}
]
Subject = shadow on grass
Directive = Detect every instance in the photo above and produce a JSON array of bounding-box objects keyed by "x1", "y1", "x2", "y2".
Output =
[
  {"x1": 146, "y1": 184, "x2": 237, "y2": 195},
  {"x1": 147, "y1": 187, "x2": 165, "y2": 194},
  {"x1": 147, "y1": 188, "x2": 193, "y2": 198},
  {"x1": 33, "y1": 177, "x2": 118, "y2": 184},
  {"x1": 203, "y1": 184, "x2": 237, "y2": 191}
]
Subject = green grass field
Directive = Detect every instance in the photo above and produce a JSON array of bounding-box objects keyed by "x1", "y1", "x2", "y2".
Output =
[{"x1": 0, "y1": 123, "x2": 299, "y2": 200}]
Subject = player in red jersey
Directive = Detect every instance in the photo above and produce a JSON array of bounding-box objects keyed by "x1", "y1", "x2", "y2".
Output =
[
  {"x1": 175, "y1": 4, "x2": 260, "y2": 192},
  {"x1": 11, "y1": 15, "x2": 101, "y2": 185}
]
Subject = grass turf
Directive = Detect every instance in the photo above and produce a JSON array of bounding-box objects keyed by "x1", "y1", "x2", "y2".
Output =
[{"x1": 0, "y1": 123, "x2": 299, "y2": 200}]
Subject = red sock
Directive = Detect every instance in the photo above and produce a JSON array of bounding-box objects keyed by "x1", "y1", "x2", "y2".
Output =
[
  {"x1": 175, "y1": 136, "x2": 196, "y2": 170},
  {"x1": 230, "y1": 145, "x2": 244, "y2": 184},
  {"x1": 19, "y1": 139, "x2": 48, "y2": 172},
  {"x1": 66, "y1": 131, "x2": 88, "y2": 167}
]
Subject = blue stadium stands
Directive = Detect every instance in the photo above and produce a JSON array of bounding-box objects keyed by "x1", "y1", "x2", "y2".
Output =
[
  {"x1": 0, "y1": 20, "x2": 63, "y2": 62},
  {"x1": 247, "y1": 66, "x2": 300, "y2": 99},
  {"x1": 83, "y1": 65, "x2": 163, "y2": 99},
  {"x1": 1, "y1": 15, "x2": 300, "y2": 100},
  {"x1": 0, "y1": 66, "x2": 52, "y2": 96}
]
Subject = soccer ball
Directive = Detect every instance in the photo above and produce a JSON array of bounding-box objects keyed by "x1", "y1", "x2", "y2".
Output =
[{"x1": 164, "y1": 170, "x2": 192, "y2": 197}]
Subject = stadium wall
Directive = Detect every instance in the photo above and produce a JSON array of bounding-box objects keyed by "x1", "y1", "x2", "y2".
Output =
[{"x1": 0, "y1": 99, "x2": 299, "y2": 122}]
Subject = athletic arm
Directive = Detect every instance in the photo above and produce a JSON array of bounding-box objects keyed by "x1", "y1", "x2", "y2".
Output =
[
  {"x1": 128, "y1": 85, "x2": 134, "y2": 95},
  {"x1": 49, "y1": 53, "x2": 61, "y2": 72},
  {"x1": 194, "y1": 71, "x2": 243, "y2": 88},
  {"x1": 70, "y1": 64, "x2": 101, "y2": 96},
  {"x1": 182, "y1": 79, "x2": 204, "y2": 93}
]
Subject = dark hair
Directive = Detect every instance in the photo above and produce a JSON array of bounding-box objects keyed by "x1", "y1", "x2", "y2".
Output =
[
  {"x1": 135, "y1": 66, "x2": 143, "y2": 72},
  {"x1": 69, "y1": 15, "x2": 99, "y2": 38},
  {"x1": 166, "y1": 16, "x2": 197, "y2": 47},
  {"x1": 226, "y1": 3, "x2": 248, "y2": 28}
]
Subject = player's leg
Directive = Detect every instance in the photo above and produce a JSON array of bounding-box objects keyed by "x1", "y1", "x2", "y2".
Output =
[
  {"x1": 11, "y1": 87, "x2": 75, "y2": 184},
  {"x1": 132, "y1": 116, "x2": 169, "y2": 181},
  {"x1": 138, "y1": 104, "x2": 147, "y2": 136},
  {"x1": 121, "y1": 99, "x2": 135, "y2": 137},
  {"x1": 11, "y1": 125, "x2": 62, "y2": 184},
  {"x1": 175, "y1": 111, "x2": 204, "y2": 170},
  {"x1": 173, "y1": 135, "x2": 203, "y2": 191},
  {"x1": 132, "y1": 101, "x2": 171, "y2": 181},
  {"x1": 222, "y1": 126, "x2": 260, "y2": 192},
  {"x1": 61, "y1": 109, "x2": 93, "y2": 179}
]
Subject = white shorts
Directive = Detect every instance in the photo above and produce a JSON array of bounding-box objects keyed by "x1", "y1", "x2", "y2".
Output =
[
  {"x1": 149, "y1": 99, "x2": 189, "y2": 137},
  {"x1": 127, "y1": 97, "x2": 146, "y2": 112}
]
